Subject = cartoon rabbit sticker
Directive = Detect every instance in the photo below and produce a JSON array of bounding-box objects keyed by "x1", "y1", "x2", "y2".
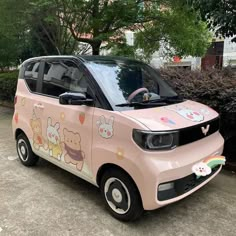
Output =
[
  {"x1": 47, "y1": 118, "x2": 62, "y2": 160},
  {"x1": 167, "y1": 105, "x2": 204, "y2": 122},
  {"x1": 96, "y1": 116, "x2": 114, "y2": 139}
]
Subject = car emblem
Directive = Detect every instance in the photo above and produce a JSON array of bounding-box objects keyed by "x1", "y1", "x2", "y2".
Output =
[{"x1": 201, "y1": 124, "x2": 210, "y2": 136}]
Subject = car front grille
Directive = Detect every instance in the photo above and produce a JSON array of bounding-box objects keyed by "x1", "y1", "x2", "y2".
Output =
[{"x1": 178, "y1": 117, "x2": 220, "y2": 147}]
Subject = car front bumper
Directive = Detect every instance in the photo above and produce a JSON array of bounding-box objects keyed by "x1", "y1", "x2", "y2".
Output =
[{"x1": 135, "y1": 131, "x2": 224, "y2": 210}]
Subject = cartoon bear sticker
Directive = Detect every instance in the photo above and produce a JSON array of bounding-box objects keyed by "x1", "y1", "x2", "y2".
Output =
[
  {"x1": 63, "y1": 128, "x2": 85, "y2": 171},
  {"x1": 30, "y1": 109, "x2": 48, "y2": 151},
  {"x1": 46, "y1": 118, "x2": 62, "y2": 160},
  {"x1": 96, "y1": 116, "x2": 114, "y2": 139},
  {"x1": 30, "y1": 118, "x2": 48, "y2": 150}
]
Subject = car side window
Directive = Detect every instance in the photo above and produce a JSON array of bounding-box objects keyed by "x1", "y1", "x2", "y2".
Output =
[
  {"x1": 24, "y1": 61, "x2": 40, "y2": 92},
  {"x1": 42, "y1": 60, "x2": 88, "y2": 97}
]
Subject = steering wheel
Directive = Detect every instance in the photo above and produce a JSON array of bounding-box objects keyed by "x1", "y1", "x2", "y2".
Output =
[{"x1": 127, "y1": 88, "x2": 149, "y2": 103}]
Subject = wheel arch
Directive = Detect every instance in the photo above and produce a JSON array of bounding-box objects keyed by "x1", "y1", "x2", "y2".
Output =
[
  {"x1": 15, "y1": 128, "x2": 27, "y2": 140},
  {"x1": 96, "y1": 163, "x2": 142, "y2": 203}
]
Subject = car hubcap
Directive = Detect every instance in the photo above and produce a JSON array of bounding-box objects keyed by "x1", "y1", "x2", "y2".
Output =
[
  {"x1": 112, "y1": 188, "x2": 122, "y2": 203},
  {"x1": 18, "y1": 139, "x2": 28, "y2": 161},
  {"x1": 20, "y1": 146, "x2": 26, "y2": 155},
  {"x1": 104, "y1": 177, "x2": 131, "y2": 214}
]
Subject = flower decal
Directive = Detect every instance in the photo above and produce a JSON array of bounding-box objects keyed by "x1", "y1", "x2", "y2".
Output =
[{"x1": 116, "y1": 148, "x2": 124, "y2": 160}]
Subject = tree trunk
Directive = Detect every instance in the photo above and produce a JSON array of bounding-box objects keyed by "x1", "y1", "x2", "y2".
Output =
[{"x1": 91, "y1": 41, "x2": 102, "y2": 55}]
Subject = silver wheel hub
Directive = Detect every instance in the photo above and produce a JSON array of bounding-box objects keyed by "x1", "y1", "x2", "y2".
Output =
[
  {"x1": 112, "y1": 188, "x2": 122, "y2": 203},
  {"x1": 20, "y1": 146, "x2": 26, "y2": 155},
  {"x1": 17, "y1": 139, "x2": 28, "y2": 161},
  {"x1": 104, "y1": 177, "x2": 131, "y2": 215}
]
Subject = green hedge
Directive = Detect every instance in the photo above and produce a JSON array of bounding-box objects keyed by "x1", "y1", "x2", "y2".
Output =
[
  {"x1": 0, "y1": 70, "x2": 18, "y2": 102},
  {"x1": 160, "y1": 67, "x2": 236, "y2": 113},
  {"x1": 160, "y1": 67, "x2": 236, "y2": 164}
]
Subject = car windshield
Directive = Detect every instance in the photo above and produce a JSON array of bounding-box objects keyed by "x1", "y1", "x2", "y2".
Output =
[{"x1": 86, "y1": 59, "x2": 178, "y2": 110}]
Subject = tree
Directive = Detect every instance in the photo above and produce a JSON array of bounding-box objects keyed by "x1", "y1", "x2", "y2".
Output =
[
  {"x1": 133, "y1": 0, "x2": 212, "y2": 61},
  {"x1": 53, "y1": 0, "x2": 145, "y2": 55},
  {"x1": 0, "y1": 0, "x2": 24, "y2": 69},
  {"x1": 189, "y1": 0, "x2": 236, "y2": 42},
  {"x1": 0, "y1": 0, "x2": 212, "y2": 64},
  {"x1": 110, "y1": 0, "x2": 211, "y2": 61},
  {"x1": 0, "y1": 0, "x2": 82, "y2": 59},
  {"x1": 0, "y1": 33, "x2": 19, "y2": 70},
  {"x1": 51, "y1": 0, "x2": 212, "y2": 57}
]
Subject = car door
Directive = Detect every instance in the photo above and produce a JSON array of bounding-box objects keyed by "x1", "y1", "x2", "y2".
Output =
[
  {"x1": 15, "y1": 60, "x2": 45, "y2": 149},
  {"x1": 34, "y1": 58, "x2": 95, "y2": 180}
]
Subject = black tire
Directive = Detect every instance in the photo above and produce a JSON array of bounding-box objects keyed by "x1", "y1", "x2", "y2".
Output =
[
  {"x1": 100, "y1": 169, "x2": 143, "y2": 221},
  {"x1": 16, "y1": 133, "x2": 39, "y2": 166}
]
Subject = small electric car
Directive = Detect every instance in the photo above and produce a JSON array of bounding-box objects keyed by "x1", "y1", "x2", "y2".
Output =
[{"x1": 12, "y1": 56, "x2": 225, "y2": 221}]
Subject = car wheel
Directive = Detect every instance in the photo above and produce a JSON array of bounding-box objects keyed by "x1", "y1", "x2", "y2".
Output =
[
  {"x1": 16, "y1": 133, "x2": 39, "y2": 166},
  {"x1": 100, "y1": 169, "x2": 143, "y2": 221}
]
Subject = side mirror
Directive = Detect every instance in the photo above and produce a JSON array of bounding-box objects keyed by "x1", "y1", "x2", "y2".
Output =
[{"x1": 59, "y1": 92, "x2": 94, "y2": 106}]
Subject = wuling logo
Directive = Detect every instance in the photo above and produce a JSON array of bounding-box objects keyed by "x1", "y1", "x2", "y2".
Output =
[{"x1": 201, "y1": 124, "x2": 210, "y2": 136}]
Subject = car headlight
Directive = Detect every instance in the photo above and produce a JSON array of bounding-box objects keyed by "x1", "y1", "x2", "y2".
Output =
[{"x1": 132, "y1": 129, "x2": 179, "y2": 150}]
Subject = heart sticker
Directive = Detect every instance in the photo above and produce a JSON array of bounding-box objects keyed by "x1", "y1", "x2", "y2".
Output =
[{"x1": 14, "y1": 113, "x2": 19, "y2": 124}]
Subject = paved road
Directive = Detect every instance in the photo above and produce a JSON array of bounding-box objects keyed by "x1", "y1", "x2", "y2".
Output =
[{"x1": 0, "y1": 106, "x2": 236, "y2": 236}]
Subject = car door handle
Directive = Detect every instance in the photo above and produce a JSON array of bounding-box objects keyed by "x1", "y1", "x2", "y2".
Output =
[{"x1": 34, "y1": 103, "x2": 44, "y2": 109}]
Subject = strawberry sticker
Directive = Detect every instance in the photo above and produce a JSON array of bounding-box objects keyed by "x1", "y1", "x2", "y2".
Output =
[{"x1": 79, "y1": 112, "x2": 85, "y2": 125}]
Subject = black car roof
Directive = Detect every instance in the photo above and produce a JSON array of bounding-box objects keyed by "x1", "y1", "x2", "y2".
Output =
[
  {"x1": 21, "y1": 55, "x2": 143, "y2": 66},
  {"x1": 77, "y1": 55, "x2": 143, "y2": 64}
]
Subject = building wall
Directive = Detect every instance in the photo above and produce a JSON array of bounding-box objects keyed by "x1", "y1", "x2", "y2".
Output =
[
  {"x1": 223, "y1": 37, "x2": 236, "y2": 67},
  {"x1": 150, "y1": 36, "x2": 236, "y2": 70}
]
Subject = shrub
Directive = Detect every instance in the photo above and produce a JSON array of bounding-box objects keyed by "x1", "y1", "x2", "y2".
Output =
[
  {"x1": 160, "y1": 67, "x2": 236, "y2": 165},
  {"x1": 159, "y1": 67, "x2": 236, "y2": 113},
  {"x1": 0, "y1": 70, "x2": 18, "y2": 101}
]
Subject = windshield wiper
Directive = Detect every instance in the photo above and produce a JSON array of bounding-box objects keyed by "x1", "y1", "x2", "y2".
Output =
[
  {"x1": 148, "y1": 96, "x2": 184, "y2": 104},
  {"x1": 116, "y1": 101, "x2": 167, "y2": 107},
  {"x1": 116, "y1": 96, "x2": 183, "y2": 107}
]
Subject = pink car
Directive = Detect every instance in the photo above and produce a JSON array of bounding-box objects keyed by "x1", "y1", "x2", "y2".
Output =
[{"x1": 12, "y1": 56, "x2": 225, "y2": 221}]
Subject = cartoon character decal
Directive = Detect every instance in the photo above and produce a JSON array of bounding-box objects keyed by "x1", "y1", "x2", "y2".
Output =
[
  {"x1": 30, "y1": 110, "x2": 48, "y2": 150},
  {"x1": 200, "y1": 108, "x2": 210, "y2": 115},
  {"x1": 21, "y1": 97, "x2": 26, "y2": 106},
  {"x1": 167, "y1": 105, "x2": 204, "y2": 122},
  {"x1": 62, "y1": 128, "x2": 85, "y2": 171},
  {"x1": 96, "y1": 116, "x2": 114, "y2": 139},
  {"x1": 192, "y1": 162, "x2": 211, "y2": 177},
  {"x1": 192, "y1": 156, "x2": 226, "y2": 178},
  {"x1": 160, "y1": 117, "x2": 176, "y2": 125},
  {"x1": 47, "y1": 117, "x2": 62, "y2": 160},
  {"x1": 31, "y1": 118, "x2": 48, "y2": 150}
]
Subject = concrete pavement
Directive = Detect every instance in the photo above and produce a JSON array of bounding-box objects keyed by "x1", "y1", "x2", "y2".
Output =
[{"x1": 0, "y1": 106, "x2": 236, "y2": 236}]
